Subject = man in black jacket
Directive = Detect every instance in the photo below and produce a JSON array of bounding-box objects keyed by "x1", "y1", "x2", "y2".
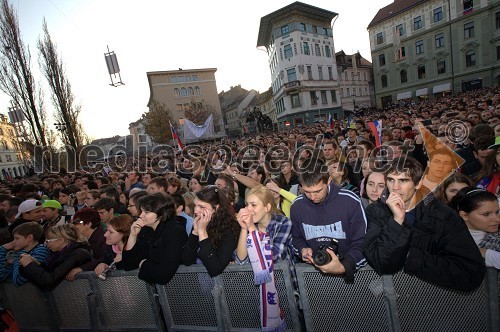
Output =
[{"x1": 363, "y1": 157, "x2": 485, "y2": 292}]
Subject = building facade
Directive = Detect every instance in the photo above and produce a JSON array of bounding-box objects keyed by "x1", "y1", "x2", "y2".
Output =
[
  {"x1": 219, "y1": 86, "x2": 257, "y2": 137},
  {"x1": 0, "y1": 114, "x2": 27, "y2": 180},
  {"x1": 257, "y1": 2, "x2": 343, "y2": 130},
  {"x1": 146, "y1": 68, "x2": 226, "y2": 142},
  {"x1": 368, "y1": 0, "x2": 500, "y2": 108},
  {"x1": 335, "y1": 51, "x2": 376, "y2": 111}
]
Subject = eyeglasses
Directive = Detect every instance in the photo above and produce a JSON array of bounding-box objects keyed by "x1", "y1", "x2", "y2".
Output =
[
  {"x1": 45, "y1": 238, "x2": 60, "y2": 244},
  {"x1": 72, "y1": 219, "x2": 85, "y2": 225},
  {"x1": 127, "y1": 204, "x2": 135, "y2": 208}
]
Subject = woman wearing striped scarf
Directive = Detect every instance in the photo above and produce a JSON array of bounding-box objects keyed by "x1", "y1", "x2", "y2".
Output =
[{"x1": 235, "y1": 185, "x2": 292, "y2": 332}]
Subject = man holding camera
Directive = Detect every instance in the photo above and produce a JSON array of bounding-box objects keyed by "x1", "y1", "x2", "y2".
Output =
[{"x1": 290, "y1": 162, "x2": 367, "y2": 282}]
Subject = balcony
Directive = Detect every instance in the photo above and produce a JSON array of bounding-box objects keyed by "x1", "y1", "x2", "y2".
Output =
[{"x1": 284, "y1": 80, "x2": 300, "y2": 93}]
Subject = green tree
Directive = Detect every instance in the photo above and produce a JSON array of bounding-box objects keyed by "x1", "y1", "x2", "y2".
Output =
[
  {"x1": 142, "y1": 100, "x2": 174, "y2": 144},
  {"x1": 38, "y1": 19, "x2": 86, "y2": 151}
]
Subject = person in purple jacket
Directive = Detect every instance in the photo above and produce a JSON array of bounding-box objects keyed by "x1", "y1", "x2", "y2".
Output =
[{"x1": 290, "y1": 161, "x2": 367, "y2": 282}]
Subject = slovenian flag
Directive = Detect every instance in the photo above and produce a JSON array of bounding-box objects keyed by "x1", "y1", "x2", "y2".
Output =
[
  {"x1": 368, "y1": 120, "x2": 383, "y2": 147},
  {"x1": 328, "y1": 114, "x2": 335, "y2": 129},
  {"x1": 169, "y1": 121, "x2": 184, "y2": 151}
]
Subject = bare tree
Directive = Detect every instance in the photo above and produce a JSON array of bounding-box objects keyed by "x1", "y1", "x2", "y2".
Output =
[
  {"x1": 38, "y1": 19, "x2": 85, "y2": 151},
  {"x1": 0, "y1": 0, "x2": 47, "y2": 146}
]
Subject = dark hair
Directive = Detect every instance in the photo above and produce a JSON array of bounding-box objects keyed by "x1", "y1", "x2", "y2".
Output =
[
  {"x1": 136, "y1": 193, "x2": 176, "y2": 223},
  {"x1": 435, "y1": 172, "x2": 474, "y2": 204},
  {"x1": 450, "y1": 187, "x2": 497, "y2": 213},
  {"x1": 172, "y1": 193, "x2": 185, "y2": 211},
  {"x1": 195, "y1": 186, "x2": 239, "y2": 249},
  {"x1": 474, "y1": 145, "x2": 499, "y2": 183},
  {"x1": 100, "y1": 187, "x2": 120, "y2": 203},
  {"x1": 129, "y1": 190, "x2": 147, "y2": 204},
  {"x1": 73, "y1": 207, "x2": 101, "y2": 229},
  {"x1": 13, "y1": 222, "x2": 44, "y2": 241},
  {"x1": 249, "y1": 165, "x2": 267, "y2": 184},
  {"x1": 298, "y1": 162, "x2": 329, "y2": 187},
  {"x1": 93, "y1": 197, "x2": 116, "y2": 212},
  {"x1": 216, "y1": 174, "x2": 235, "y2": 191},
  {"x1": 384, "y1": 157, "x2": 423, "y2": 185},
  {"x1": 108, "y1": 214, "x2": 133, "y2": 244},
  {"x1": 150, "y1": 177, "x2": 168, "y2": 192}
]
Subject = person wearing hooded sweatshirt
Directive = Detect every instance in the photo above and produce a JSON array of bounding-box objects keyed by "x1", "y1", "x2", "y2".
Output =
[{"x1": 290, "y1": 162, "x2": 367, "y2": 283}]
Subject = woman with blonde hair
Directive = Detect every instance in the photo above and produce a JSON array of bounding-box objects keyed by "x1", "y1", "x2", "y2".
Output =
[
  {"x1": 235, "y1": 185, "x2": 293, "y2": 331},
  {"x1": 19, "y1": 224, "x2": 92, "y2": 290}
]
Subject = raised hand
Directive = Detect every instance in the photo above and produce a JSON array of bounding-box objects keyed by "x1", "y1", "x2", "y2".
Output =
[
  {"x1": 266, "y1": 181, "x2": 281, "y2": 193},
  {"x1": 130, "y1": 219, "x2": 145, "y2": 237},
  {"x1": 386, "y1": 192, "x2": 406, "y2": 224}
]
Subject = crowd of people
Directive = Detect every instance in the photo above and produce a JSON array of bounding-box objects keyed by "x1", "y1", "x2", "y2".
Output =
[{"x1": 0, "y1": 86, "x2": 499, "y2": 330}]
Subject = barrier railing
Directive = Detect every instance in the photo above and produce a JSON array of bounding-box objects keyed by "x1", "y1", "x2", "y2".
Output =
[{"x1": 0, "y1": 263, "x2": 497, "y2": 331}]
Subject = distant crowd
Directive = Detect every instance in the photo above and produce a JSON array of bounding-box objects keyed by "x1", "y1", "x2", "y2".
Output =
[{"x1": 0, "y1": 86, "x2": 498, "y2": 331}]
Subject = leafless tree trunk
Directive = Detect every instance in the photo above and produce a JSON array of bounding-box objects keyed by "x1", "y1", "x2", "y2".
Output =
[
  {"x1": 0, "y1": 0, "x2": 47, "y2": 147},
  {"x1": 38, "y1": 19, "x2": 85, "y2": 152}
]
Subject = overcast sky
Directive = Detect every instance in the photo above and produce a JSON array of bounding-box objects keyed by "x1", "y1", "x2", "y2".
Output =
[{"x1": 0, "y1": 0, "x2": 392, "y2": 140}]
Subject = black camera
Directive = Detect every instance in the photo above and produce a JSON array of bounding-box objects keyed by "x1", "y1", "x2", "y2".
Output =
[{"x1": 313, "y1": 239, "x2": 342, "y2": 266}]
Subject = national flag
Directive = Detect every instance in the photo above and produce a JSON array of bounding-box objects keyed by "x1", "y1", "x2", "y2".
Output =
[
  {"x1": 328, "y1": 114, "x2": 335, "y2": 129},
  {"x1": 368, "y1": 120, "x2": 383, "y2": 147},
  {"x1": 169, "y1": 121, "x2": 184, "y2": 151}
]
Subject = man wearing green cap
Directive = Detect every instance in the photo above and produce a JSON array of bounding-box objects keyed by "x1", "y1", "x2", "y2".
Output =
[{"x1": 41, "y1": 200, "x2": 69, "y2": 232}]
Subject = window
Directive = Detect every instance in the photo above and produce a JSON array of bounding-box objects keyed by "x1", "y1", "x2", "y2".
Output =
[
  {"x1": 414, "y1": 16, "x2": 422, "y2": 30},
  {"x1": 496, "y1": 12, "x2": 500, "y2": 29},
  {"x1": 6, "y1": 155, "x2": 11, "y2": 162},
  {"x1": 417, "y1": 65, "x2": 426, "y2": 79},
  {"x1": 464, "y1": 22, "x2": 474, "y2": 39},
  {"x1": 400, "y1": 69, "x2": 408, "y2": 83},
  {"x1": 192, "y1": 75, "x2": 198, "y2": 81},
  {"x1": 376, "y1": 32, "x2": 384, "y2": 45},
  {"x1": 303, "y1": 42, "x2": 310, "y2": 55},
  {"x1": 307, "y1": 65, "x2": 313, "y2": 80},
  {"x1": 351, "y1": 72, "x2": 355, "y2": 81},
  {"x1": 284, "y1": 44, "x2": 293, "y2": 59},
  {"x1": 194, "y1": 86, "x2": 200, "y2": 95},
  {"x1": 188, "y1": 87, "x2": 194, "y2": 96},
  {"x1": 300, "y1": 23, "x2": 306, "y2": 31},
  {"x1": 312, "y1": 26, "x2": 318, "y2": 34},
  {"x1": 416, "y1": 40, "x2": 424, "y2": 54},
  {"x1": 328, "y1": 66, "x2": 333, "y2": 80},
  {"x1": 325, "y1": 45, "x2": 331, "y2": 57},
  {"x1": 347, "y1": 88, "x2": 350, "y2": 96},
  {"x1": 379, "y1": 53, "x2": 386, "y2": 66},
  {"x1": 291, "y1": 94, "x2": 301, "y2": 108},
  {"x1": 466, "y1": 50, "x2": 476, "y2": 67},
  {"x1": 381, "y1": 75, "x2": 388, "y2": 88},
  {"x1": 435, "y1": 33, "x2": 444, "y2": 48},
  {"x1": 434, "y1": 7, "x2": 443, "y2": 22},
  {"x1": 437, "y1": 59, "x2": 446, "y2": 74},
  {"x1": 463, "y1": 0, "x2": 473, "y2": 14},
  {"x1": 395, "y1": 46, "x2": 406, "y2": 60},
  {"x1": 287, "y1": 68, "x2": 296, "y2": 82},
  {"x1": 363, "y1": 73, "x2": 366, "y2": 81},
  {"x1": 318, "y1": 66, "x2": 323, "y2": 80},
  {"x1": 281, "y1": 25, "x2": 289, "y2": 35},
  {"x1": 315, "y1": 44, "x2": 321, "y2": 56},
  {"x1": 310, "y1": 91, "x2": 318, "y2": 105},
  {"x1": 180, "y1": 88, "x2": 187, "y2": 96},
  {"x1": 396, "y1": 24, "x2": 405, "y2": 36},
  {"x1": 174, "y1": 88, "x2": 180, "y2": 97},
  {"x1": 321, "y1": 91, "x2": 328, "y2": 104},
  {"x1": 331, "y1": 90, "x2": 337, "y2": 103}
]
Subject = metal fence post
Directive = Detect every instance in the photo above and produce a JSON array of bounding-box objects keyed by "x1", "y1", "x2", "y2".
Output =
[{"x1": 381, "y1": 275, "x2": 401, "y2": 332}]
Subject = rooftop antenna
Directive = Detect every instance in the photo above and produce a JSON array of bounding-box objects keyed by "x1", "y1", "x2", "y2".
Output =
[{"x1": 104, "y1": 45, "x2": 125, "y2": 87}]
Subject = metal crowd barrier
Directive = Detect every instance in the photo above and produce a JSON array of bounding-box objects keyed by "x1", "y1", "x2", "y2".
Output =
[{"x1": 0, "y1": 263, "x2": 498, "y2": 331}]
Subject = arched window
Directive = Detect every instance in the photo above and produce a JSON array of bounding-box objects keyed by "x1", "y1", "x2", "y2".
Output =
[
  {"x1": 437, "y1": 59, "x2": 446, "y2": 74},
  {"x1": 188, "y1": 87, "x2": 194, "y2": 96},
  {"x1": 417, "y1": 65, "x2": 426, "y2": 79},
  {"x1": 174, "y1": 88, "x2": 180, "y2": 97},
  {"x1": 194, "y1": 86, "x2": 200, "y2": 95},
  {"x1": 400, "y1": 69, "x2": 408, "y2": 83},
  {"x1": 381, "y1": 75, "x2": 388, "y2": 88},
  {"x1": 180, "y1": 88, "x2": 187, "y2": 96},
  {"x1": 465, "y1": 50, "x2": 476, "y2": 67}
]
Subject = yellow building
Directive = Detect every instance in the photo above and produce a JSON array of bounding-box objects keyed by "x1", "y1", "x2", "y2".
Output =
[
  {"x1": 0, "y1": 114, "x2": 27, "y2": 179},
  {"x1": 146, "y1": 68, "x2": 226, "y2": 142}
]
